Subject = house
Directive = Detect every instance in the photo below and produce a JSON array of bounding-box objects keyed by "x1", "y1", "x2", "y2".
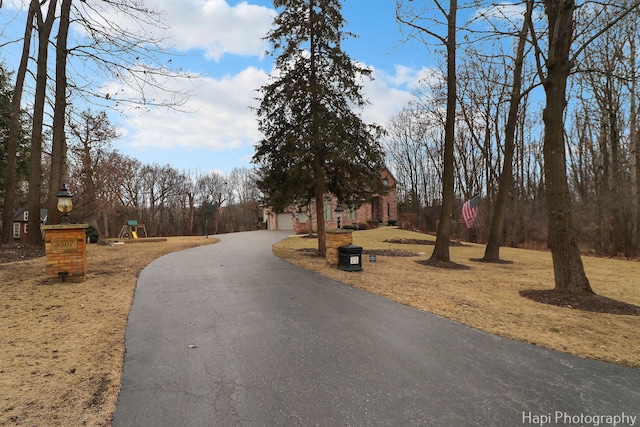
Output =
[
  {"x1": 263, "y1": 168, "x2": 398, "y2": 232},
  {"x1": 12, "y1": 208, "x2": 48, "y2": 241}
]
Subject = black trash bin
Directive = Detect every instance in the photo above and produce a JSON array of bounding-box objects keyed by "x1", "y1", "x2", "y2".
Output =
[{"x1": 338, "y1": 243, "x2": 363, "y2": 272}]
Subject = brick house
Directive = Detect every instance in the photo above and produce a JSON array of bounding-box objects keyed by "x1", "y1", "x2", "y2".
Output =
[{"x1": 263, "y1": 167, "x2": 398, "y2": 232}]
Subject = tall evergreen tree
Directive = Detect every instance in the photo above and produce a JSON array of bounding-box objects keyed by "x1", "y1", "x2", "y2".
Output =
[
  {"x1": 0, "y1": 62, "x2": 30, "y2": 226},
  {"x1": 0, "y1": 1, "x2": 35, "y2": 243},
  {"x1": 0, "y1": 63, "x2": 13, "y2": 192},
  {"x1": 253, "y1": 0, "x2": 386, "y2": 256}
]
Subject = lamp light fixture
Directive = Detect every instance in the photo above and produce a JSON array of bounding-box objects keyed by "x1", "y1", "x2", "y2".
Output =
[{"x1": 56, "y1": 183, "x2": 73, "y2": 223}]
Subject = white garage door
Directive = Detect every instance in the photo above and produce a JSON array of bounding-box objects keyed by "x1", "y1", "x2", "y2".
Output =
[{"x1": 276, "y1": 213, "x2": 294, "y2": 230}]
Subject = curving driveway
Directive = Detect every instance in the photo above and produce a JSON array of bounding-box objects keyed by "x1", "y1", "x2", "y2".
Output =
[{"x1": 112, "y1": 230, "x2": 639, "y2": 426}]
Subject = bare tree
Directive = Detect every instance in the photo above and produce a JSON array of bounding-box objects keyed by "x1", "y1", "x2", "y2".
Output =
[
  {"x1": 397, "y1": 0, "x2": 459, "y2": 263},
  {"x1": 483, "y1": 0, "x2": 534, "y2": 262},
  {"x1": 384, "y1": 105, "x2": 446, "y2": 230},
  {"x1": 46, "y1": 0, "x2": 72, "y2": 226},
  {"x1": 137, "y1": 164, "x2": 183, "y2": 236},
  {"x1": 630, "y1": 13, "x2": 640, "y2": 254},
  {"x1": 67, "y1": 109, "x2": 119, "y2": 230},
  {"x1": 528, "y1": 0, "x2": 640, "y2": 293},
  {"x1": 534, "y1": 0, "x2": 594, "y2": 293},
  {"x1": 65, "y1": 0, "x2": 194, "y2": 110},
  {"x1": 197, "y1": 172, "x2": 228, "y2": 236},
  {"x1": 26, "y1": 0, "x2": 57, "y2": 245},
  {"x1": 385, "y1": 108, "x2": 430, "y2": 213}
]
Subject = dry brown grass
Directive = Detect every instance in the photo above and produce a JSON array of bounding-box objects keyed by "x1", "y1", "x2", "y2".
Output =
[
  {"x1": 0, "y1": 237, "x2": 219, "y2": 427},
  {"x1": 2, "y1": 228, "x2": 639, "y2": 426},
  {"x1": 273, "y1": 227, "x2": 640, "y2": 368}
]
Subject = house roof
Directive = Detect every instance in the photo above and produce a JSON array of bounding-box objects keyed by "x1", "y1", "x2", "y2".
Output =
[
  {"x1": 13, "y1": 208, "x2": 48, "y2": 222},
  {"x1": 381, "y1": 165, "x2": 398, "y2": 188}
]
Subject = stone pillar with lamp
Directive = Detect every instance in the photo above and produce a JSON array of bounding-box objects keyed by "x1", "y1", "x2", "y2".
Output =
[
  {"x1": 41, "y1": 184, "x2": 89, "y2": 283},
  {"x1": 325, "y1": 204, "x2": 353, "y2": 266}
]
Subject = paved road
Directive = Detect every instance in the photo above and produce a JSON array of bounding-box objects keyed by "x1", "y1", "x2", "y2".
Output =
[{"x1": 112, "y1": 230, "x2": 639, "y2": 427}]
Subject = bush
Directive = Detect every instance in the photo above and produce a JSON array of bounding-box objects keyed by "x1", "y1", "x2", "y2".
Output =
[
  {"x1": 85, "y1": 225, "x2": 99, "y2": 243},
  {"x1": 341, "y1": 223, "x2": 369, "y2": 230},
  {"x1": 366, "y1": 219, "x2": 379, "y2": 229}
]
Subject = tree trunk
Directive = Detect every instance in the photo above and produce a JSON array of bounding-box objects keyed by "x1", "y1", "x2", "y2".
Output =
[
  {"x1": 0, "y1": 1, "x2": 35, "y2": 242},
  {"x1": 101, "y1": 210, "x2": 110, "y2": 238},
  {"x1": 309, "y1": 0, "x2": 326, "y2": 257},
  {"x1": 188, "y1": 192, "x2": 195, "y2": 235},
  {"x1": 430, "y1": 0, "x2": 457, "y2": 263},
  {"x1": 315, "y1": 193, "x2": 326, "y2": 256},
  {"x1": 483, "y1": 0, "x2": 531, "y2": 262},
  {"x1": 629, "y1": 30, "x2": 639, "y2": 256},
  {"x1": 542, "y1": 0, "x2": 593, "y2": 294},
  {"x1": 27, "y1": 0, "x2": 57, "y2": 245},
  {"x1": 46, "y1": 0, "x2": 72, "y2": 225}
]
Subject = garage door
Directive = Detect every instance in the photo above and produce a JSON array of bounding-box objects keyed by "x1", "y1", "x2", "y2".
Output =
[{"x1": 276, "y1": 213, "x2": 294, "y2": 230}]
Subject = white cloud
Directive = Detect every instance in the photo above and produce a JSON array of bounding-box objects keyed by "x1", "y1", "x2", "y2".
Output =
[
  {"x1": 155, "y1": 0, "x2": 276, "y2": 60},
  {"x1": 121, "y1": 66, "x2": 268, "y2": 151},
  {"x1": 361, "y1": 65, "x2": 440, "y2": 125},
  {"x1": 472, "y1": 2, "x2": 527, "y2": 32},
  {"x1": 476, "y1": 2, "x2": 526, "y2": 21},
  {"x1": 374, "y1": 65, "x2": 442, "y2": 90}
]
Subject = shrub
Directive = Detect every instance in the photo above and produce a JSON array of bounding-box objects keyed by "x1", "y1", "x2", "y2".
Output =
[{"x1": 85, "y1": 225, "x2": 99, "y2": 243}]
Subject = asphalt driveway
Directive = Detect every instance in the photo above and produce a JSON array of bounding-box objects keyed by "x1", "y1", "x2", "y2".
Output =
[{"x1": 112, "y1": 230, "x2": 639, "y2": 426}]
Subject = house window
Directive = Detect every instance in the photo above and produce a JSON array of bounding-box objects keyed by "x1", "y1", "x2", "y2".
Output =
[
  {"x1": 13, "y1": 223, "x2": 20, "y2": 239},
  {"x1": 24, "y1": 211, "x2": 28, "y2": 221},
  {"x1": 348, "y1": 206, "x2": 357, "y2": 221},
  {"x1": 324, "y1": 199, "x2": 333, "y2": 220}
]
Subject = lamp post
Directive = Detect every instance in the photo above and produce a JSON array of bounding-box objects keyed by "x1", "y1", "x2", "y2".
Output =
[
  {"x1": 56, "y1": 183, "x2": 73, "y2": 224},
  {"x1": 334, "y1": 205, "x2": 344, "y2": 229}
]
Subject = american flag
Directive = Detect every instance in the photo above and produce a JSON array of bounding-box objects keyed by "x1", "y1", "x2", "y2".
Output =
[{"x1": 461, "y1": 194, "x2": 480, "y2": 229}]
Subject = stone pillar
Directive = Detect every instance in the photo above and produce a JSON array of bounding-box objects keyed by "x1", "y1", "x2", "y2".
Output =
[
  {"x1": 325, "y1": 230, "x2": 353, "y2": 265},
  {"x1": 42, "y1": 224, "x2": 89, "y2": 283}
]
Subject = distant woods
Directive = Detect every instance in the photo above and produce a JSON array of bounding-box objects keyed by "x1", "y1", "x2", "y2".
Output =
[
  {"x1": 391, "y1": 0, "x2": 640, "y2": 260},
  {"x1": 62, "y1": 111, "x2": 263, "y2": 238}
]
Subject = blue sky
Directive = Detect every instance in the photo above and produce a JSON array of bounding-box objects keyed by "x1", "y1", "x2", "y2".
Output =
[{"x1": 1, "y1": 0, "x2": 437, "y2": 175}]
